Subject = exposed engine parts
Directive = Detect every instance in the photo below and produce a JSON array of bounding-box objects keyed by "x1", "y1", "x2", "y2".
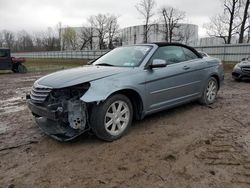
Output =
[{"x1": 67, "y1": 99, "x2": 87, "y2": 130}]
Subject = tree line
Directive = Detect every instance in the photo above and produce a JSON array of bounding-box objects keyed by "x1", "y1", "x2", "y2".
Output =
[
  {"x1": 0, "y1": 14, "x2": 120, "y2": 52},
  {"x1": 1, "y1": 0, "x2": 249, "y2": 52},
  {"x1": 0, "y1": 27, "x2": 61, "y2": 52},
  {"x1": 0, "y1": 0, "x2": 192, "y2": 52}
]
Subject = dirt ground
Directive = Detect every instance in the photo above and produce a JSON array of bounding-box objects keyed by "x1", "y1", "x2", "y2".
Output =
[{"x1": 0, "y1": 71, "x2": 250, "y2": 188}]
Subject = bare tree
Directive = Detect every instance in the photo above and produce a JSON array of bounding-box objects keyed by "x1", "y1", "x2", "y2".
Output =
[
  {"x1": 79, "y1": 27, "x2": 94, "y2": 50},
  {"x1": 205, "y1": 0, "x2": 241, "y2": 44},
  {"x1": 204, "y1": 14, "x2": 229, "y2": 43},
  {"x1": 0, "y1": 32, "x2": 4, "y2": 47},
  {"x1": 107, "y1": 15, "x2": 119, "y2": 49},
  {"x1": 247, "y1": 14, "x2": 250, "y2": 42},
  {"x1": 238, "y1": 0, "x2": 250, "y2": 43},
  {"x1": 3, "y1": 30, "x2": 15, "y2": 49},
  {"x1": 225, "y1": 0, "x2": 241, "y2": 44},
  {"x1": 88, "y1": 14, "x2": 108, "y2": 49},
  {"x1": 159, "y1": 6, "x2": 185, "y2": 43},
  {"x1": 56, "y1": 22, "x2": 62, "y2": 50},
  {"x1": 86, "y1": 14, "x2": 119, "y2": 49},
  {"x1": 41, "y1": 27, "x2": 60, "y2": 51},
  {"x1": 33, "y1": 32, "x2": 44, "y2": 51},
  {"x1": 136, "y1": 0, "x2": 156, "y2": 43},
  {"x1": 15, "y1": 30, "x2": 33, "y2": 52}
]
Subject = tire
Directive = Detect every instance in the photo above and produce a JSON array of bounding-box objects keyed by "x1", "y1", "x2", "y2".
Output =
[
  {"x1": 233, "y1": 76, "x2": 241, "y2": 82},
  {"x1": 17, "y1": 64, "x2": 27, "y2": 73},
  {"x1": 12, "y1": 68, "x2": 18, "y2": 73},
  {"x1": 90, "y1": 94, "x2": 133, "y2": 141},
  {"x1": 12, "y1": 63, "x2": 18, "y2": 73},
  {"x1": 199, "y1": 77, "x2": 218, "y2": 105}
]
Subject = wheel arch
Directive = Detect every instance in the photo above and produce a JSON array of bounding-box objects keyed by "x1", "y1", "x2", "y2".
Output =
[
  {"x1": 108, "y1": 89, "x2": 144, "y2": 120},
  {"x1": 210, "y1": 74, "x2": 220, "y2": 89}
]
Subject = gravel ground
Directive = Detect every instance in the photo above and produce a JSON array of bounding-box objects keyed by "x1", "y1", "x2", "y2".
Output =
[{"x1": 0, "y1": 71, "x2": 250, "y2": 188}]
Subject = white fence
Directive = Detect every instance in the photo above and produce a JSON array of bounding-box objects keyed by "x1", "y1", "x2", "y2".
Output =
[
  {"x1": 12, "y1": 50, "x2": 109, "y2": 60},
  {"x1": 195, "y1": 44, "x2": 250, "y2": 62},
  {"x1": 12, "y1": 44, "x2": 250, "y2": 62}
]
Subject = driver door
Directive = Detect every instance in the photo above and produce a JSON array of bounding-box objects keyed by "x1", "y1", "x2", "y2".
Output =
[{"x1": 145, "y1": 45, "x2": 204, "y2": 113}]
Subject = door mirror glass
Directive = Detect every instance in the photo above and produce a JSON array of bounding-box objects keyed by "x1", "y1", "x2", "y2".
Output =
[{"x1": 150, "y1": 59, "x2": 167, "y2": 68}]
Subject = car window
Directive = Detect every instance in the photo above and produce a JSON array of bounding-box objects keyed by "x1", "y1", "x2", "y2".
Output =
[
  {"x1": 183, "y1": 47, "x2": 199, "y2": 60},
  {"x1": 93, "y1": 46, "x2": 152, "y2": 67},
  {"x1": 0, "y1": 50, "x2": 8, "y2": 58},
  {"x1": 151, "y1": 46, "x2": 186, "y2": 65}
]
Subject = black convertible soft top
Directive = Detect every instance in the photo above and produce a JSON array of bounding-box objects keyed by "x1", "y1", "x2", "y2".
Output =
[{"x1": 150, "y1": 42, "x2": 203, "y2": 59}]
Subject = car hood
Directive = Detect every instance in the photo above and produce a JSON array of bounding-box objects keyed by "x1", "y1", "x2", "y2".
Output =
[
  {"x1": 239, "y1": 61, "x2": 250, "y2": 67},
  {"x1": 36, "y1": 65, "x2": 130, "y2": 88}
]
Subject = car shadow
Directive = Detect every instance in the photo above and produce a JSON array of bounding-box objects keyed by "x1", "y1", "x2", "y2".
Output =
[
  {"x1": 132, "y1": 101, "x2": 199, "y2": 127},
  {"x1": 71, "y1": 101, "x2": 200, "y2": 144}
]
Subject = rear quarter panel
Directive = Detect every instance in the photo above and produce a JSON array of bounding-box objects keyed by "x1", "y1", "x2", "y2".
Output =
[{"x1": 202, "y1": 57, "x2": 224, "y2": 91}]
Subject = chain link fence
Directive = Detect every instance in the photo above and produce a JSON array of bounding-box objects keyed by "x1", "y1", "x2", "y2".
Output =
[
  {"x1": 12, "y1": 50, "x2": 109, "y2": 60},
  {"x1": 12, "y1": 44, "x2": 250, "y2": 63},
  {"x1": 195, "y1": 44, "x2": 250, "y2": 62}
]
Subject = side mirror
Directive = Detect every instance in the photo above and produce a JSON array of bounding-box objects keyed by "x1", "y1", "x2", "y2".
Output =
[
  {"x1": 241, "y1": 58, "x2": 247, "y2": 61},
  {"x1": 149, "y1": 59, "x2": 167, "y2": 69}
]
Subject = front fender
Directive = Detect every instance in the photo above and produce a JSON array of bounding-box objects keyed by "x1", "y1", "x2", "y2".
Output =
[{"x1": 80, "y1": 79, "x2": 144, "y2": 103}]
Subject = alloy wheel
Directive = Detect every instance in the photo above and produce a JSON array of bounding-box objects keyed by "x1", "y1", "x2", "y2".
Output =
[
  {"x1": 206, "y1": 79, "x2": 217, "y2": 102},
  {"x1": 104, "y1": 100, "x2": 130, "y2": 136}
]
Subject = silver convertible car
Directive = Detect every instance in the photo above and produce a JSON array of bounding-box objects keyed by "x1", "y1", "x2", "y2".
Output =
[{"x1": 27, "y1": 43, "x2": 224, "y2": 141}]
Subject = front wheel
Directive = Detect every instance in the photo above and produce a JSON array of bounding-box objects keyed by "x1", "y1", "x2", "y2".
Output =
[
  {"x1": 199, "y1": 77, "x2": 218, "y2": 105},
  {"x1": 90, "y1": 94, "x2": 133, "y2": 141}
]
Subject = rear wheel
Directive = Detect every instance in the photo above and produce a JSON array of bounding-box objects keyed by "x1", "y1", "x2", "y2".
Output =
[
  {"x1": 17, "y1": 64, "x2": 27, "y2": 73},
  {"x1": 200, "y1": 77, "x2": 218, "y2": 105},
  {"x1": 12, "y1": 63, "x2": 18, "y2": 73},
  {"x1": 90, "y1": 94, "x2": 133, "y2": 141}
]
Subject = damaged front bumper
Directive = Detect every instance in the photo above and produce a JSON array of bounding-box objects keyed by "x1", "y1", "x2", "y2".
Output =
[{"x1": 27, "y1": 98, "x2": 89, "y2": 141}]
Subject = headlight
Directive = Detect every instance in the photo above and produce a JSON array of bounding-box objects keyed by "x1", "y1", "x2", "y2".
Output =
[
  {"x1": 233, "y1": 64, "x2": 241, "y2": 70},
  {"x1": 70, "y1": 83, "x2": 90, "y2": 98},
  {"x1": 51, "y1": 83, "x2": 90, "y2": 100}
]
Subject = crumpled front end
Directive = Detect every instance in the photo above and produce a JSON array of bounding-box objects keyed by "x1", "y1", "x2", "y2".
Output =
[{"x1": 27, "y1": 82, "x2": 90, "y2": 141}]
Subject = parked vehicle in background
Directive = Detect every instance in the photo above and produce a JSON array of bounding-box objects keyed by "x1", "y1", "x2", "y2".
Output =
[
  {"x1": 0, "y1": 48, "x2": 27, "y2": 73},
  {"x1": 27, "y1": 43, "x2": 224, "y2": 142},
  {"x1": 198, "y1": 51, "x2": 209, "y2": 57},
  {"x1": 232, "y1": 57, "x2": 250, "y2": 81}
]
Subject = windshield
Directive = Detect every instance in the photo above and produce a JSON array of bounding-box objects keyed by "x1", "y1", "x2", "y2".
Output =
[{"x1": 93, "y1": 45, "x2": 152, "y2": 67}]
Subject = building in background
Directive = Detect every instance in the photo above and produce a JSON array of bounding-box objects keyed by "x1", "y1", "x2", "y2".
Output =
[
  {"x1": 60, "y1": 23, "x2": 199, "y2": 50},
  {"x1": 120, "y1": 23, "x2": 199, "y2": 47}
]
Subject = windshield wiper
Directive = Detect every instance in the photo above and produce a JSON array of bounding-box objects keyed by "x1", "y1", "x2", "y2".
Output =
[{"x1": 95, "y1": 63, "x2": 114, "y2": 66}]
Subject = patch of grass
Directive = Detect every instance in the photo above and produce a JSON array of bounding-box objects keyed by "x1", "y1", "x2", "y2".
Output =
[{"x1": 23, "y1": 58, "x2": 89, "y2": 72}]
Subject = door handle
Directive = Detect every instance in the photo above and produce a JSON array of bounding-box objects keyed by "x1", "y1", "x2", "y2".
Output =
[{"x1": 183, "y1": 66, "x2": 190, "y2": 70}]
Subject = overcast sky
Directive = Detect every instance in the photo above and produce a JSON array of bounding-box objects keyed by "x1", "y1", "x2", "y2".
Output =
[{"x1": 0, "y1": 0, "x2": 222, "y2": 37}]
